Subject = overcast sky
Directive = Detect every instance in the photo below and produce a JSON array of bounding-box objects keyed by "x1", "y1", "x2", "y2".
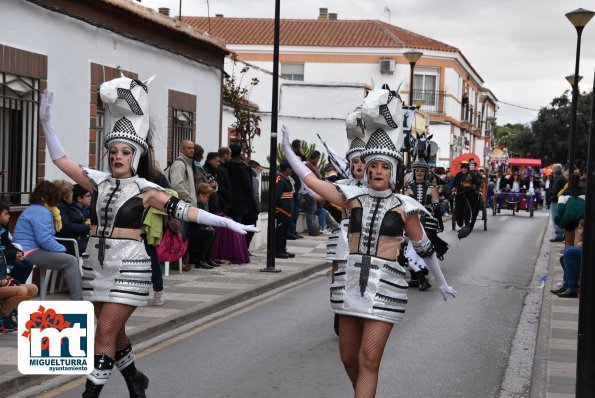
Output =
[{"x1": 140, "y1": 0, "x2": 595, "y2": 126}]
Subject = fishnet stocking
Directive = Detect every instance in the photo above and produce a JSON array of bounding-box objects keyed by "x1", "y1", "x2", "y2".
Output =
[
  {"x1": 93, "y1": 302, "x2": 137, "y2": 358},
  {"x1": 339, "y1": 315, "x2": 393, "y2": 398}
]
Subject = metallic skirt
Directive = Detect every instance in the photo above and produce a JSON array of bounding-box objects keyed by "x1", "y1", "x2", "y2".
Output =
[
  {"x1": 82, "y1": 237, "x2": 152, "y2": 307},
  {"x1": 330, "y1": 254, "x2": 408, "y2": 324},
  {"x1": 326, "y1": 219, "x2": 350, "y2": 261}
]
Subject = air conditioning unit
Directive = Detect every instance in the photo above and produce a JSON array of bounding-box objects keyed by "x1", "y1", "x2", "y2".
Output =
[{"x1": 379, "y1": 59, "x2": 395, "y2": 74}]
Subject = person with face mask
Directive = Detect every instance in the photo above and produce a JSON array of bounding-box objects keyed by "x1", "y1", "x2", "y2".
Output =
[{"x1": 38, "y1": 77, "x2": 258, "y2": 398}]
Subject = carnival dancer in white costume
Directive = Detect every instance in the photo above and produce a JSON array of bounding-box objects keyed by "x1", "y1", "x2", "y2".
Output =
[
  {"x1": 38, "y1": 77, "x2": 258, "y2": 398},
  {"x1": 403, "y1": 133, "x2": 449, "y2": 291},
  {"x1": 282, "y1": 85, "x2": 456, "y2": 397},
  {"x1": 325, "y1": 108, "x2": 367, "y2": 335}
]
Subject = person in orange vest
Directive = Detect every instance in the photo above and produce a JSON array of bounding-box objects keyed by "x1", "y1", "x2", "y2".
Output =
[{"x1": 275, "y1": 161, "x2": 295, "y2": 259}]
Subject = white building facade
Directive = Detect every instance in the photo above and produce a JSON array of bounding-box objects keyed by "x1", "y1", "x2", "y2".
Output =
[
  {"x1": 188, "y1": 12, "x2": 498, "y2": 170},
  {"x1": 1, "y1": 0, "x2": 227, "y2": 206}
]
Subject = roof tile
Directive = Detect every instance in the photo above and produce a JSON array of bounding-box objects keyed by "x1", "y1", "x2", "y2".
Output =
[{"x1": 184, "y1": 17, "x2": 458, "y2": 52}]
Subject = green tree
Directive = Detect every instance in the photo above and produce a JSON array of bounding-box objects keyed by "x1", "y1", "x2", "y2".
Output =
[
  {"x1": 529, "y1": 89, "x2": 593, "y2": 166},
  {"x1": 268, "y1": 140, "x2": 327, "y2": 175}
]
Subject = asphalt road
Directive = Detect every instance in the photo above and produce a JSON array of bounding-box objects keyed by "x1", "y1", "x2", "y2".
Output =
[{"x1": 44, "y1": 209, "x2": 549, "y2": 398}]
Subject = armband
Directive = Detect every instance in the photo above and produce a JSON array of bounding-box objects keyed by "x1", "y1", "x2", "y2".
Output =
[
  {"x1": 411, "y1": 235, "x2": 435, "y2": 258},
  {"x1": 165, "y1": 196, "x2": 190, "y2": 221}
]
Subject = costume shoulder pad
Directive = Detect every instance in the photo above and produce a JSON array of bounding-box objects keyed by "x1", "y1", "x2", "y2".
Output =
[
  {"x1": 335, "y1": 183, "x2": 366, "y2": 201},
  {"x1": 136, "y1": 178, "x2": 166, "y2": 193},
  {"x1": 82, "y1": 166, "x2": 109, "y2": 187},
  {"x1": 395, "y1": 194, "x2": 432, "y2": 218}
]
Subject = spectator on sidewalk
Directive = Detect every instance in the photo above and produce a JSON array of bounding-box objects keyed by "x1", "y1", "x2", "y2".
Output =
[
  {"x1": 549, "y1": 164, "x2": 566, "y2": 242},
  {"x1": 13, "y1": 180, "x2": 82, "y2": 300},
  {"x1": 168, "y1": 140, "x2": 197, "y2": 271},
  {"x1": 193, "y1": 143, "x2": 209, "y2": 186},
  {"x1": 193, "y1": 183, "x2": 218, "y2": 269},
  {"x1": 288, "y1": 139, "x2": 306, "y2": 240},
  {"x1": 304, "y1": 150, "x2": 326, "y2": 236},
  {"x1": 0, "y1": 202, "x2": 33, "y2": 284},
  {"x1": 275, "y1": 161, "x2": 295, "y2": 259},
  {"x1": 226, "y1": 144, "x2": 255, "y2": 224},
  {"x1": 551, "y1": 219, "x2": 583, "y2": 298},
  {"x1": 246, "y1": 160, "x2": 263, "y2": 251},
  {"x1": 54, "y1": 179, "x2": 90, "y2": 256},
  {"x1": 73, "y1": 184, "x2": 92, "y2": 220},
  {"x1": 0, "y1": 276, "x2": 38, "y2": 331},
  {"x1": 215, "y1": 148, "x2": 233, "y2": 215},
  {"x1": 554, "y1": 173, "x2": 585, "y2": 248}
]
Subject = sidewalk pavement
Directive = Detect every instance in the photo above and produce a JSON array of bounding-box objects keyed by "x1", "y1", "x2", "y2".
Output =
[
  {"x1": 531, "y1": 238, "x2": 579, "y2": 398},
  {"x1": 0, "y1": 234, "x2": 331, "y2": 397}
]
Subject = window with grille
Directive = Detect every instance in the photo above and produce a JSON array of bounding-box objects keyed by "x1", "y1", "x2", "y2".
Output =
[
  {"x1": 281, "y1": 63, "x2": 305, "y2": 81},
  {"x1": 0, "y1": 73, "x2": 40, "y2": 205},
  {"x1": 172, "y1": 108, "x2": 194, "y2": 161},
  {"x1": 95, "y1": 101, "x2": 106, "y2": 171}
]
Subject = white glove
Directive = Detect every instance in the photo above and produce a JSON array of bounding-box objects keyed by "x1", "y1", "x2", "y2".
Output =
[
  {"x1": 39, "y1": 90, "x2": 66, "y2": 160},
  {"x1": 196, "y1": 209, "x2": 260, "y2": 235},
  {"x1": 421, "y1": 251, "x2": 456, "y2": 301},
  {"x1": 281, "y1": 125, "x2": 312, "y2": 180}
]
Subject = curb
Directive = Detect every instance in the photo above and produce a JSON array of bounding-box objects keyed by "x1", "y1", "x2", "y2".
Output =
[{"x1": 1, "y1": 260, "x2": 330, "y2": 398}]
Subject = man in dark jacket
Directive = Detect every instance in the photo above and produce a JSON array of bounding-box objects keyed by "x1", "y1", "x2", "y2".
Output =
[
  {"x1": 225, "y1": 144, "x2": 256, "y2": 223},
  {"x1": 275, "y1": 161, "x2": 295, "y2": 259},
  {"x1": 549, "y1": 164, "x2": 566, "y2": 242}
]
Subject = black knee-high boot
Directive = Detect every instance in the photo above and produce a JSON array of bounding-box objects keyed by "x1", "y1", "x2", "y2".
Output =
[
  {"x1": 115, "y1": 341, "x2": 149, "y2": 398},
  {"x1": 83, "y1": 354, "x2": 114, "y2": 398}
]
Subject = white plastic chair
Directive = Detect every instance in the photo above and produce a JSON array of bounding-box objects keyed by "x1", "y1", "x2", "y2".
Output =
[{"x1": 38, "y1": 238, "x2": 82, "y2": 300}]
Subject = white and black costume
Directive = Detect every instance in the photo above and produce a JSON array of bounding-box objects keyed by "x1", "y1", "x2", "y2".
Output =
[
  {"x1": 330, "y1": 185, "x2": 430, "y2": 323},
  {"x1": 82, "y1": 168, "x2": 163, "y2": 307}
]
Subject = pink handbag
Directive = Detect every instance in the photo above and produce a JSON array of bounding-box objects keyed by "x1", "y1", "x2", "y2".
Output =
[{"x1": 156, "y1": 228, "x2": 188, "y2": 262}]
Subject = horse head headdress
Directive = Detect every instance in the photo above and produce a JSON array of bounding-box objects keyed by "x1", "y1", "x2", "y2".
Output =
[
  {"x1": 359, "y1": 83, "x2": 404, "y2": 189},
  {"x1": 99, "y1": 74, "x2": 155, "y2": 173},
  {"x1": 410, "y1": 132, "x2": 433, "y2": 171}
]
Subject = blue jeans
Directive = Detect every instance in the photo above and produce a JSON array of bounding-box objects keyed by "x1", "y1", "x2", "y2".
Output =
[
  {"x1": 551, "y1": 202, "x2": 564, "y2": 239},
  {"x1": 561, "y1": 246, "x2": 582, "y2": 291},
  {"x1": 144, "y1": 242, "x2": 163, "y2": 292},
  {"x1": 304, "y1": 194, "x2": 326, "y2": 231}
]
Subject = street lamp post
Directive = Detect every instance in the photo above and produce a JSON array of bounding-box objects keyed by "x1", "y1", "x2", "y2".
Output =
[
  {"x1": 577, "y1": 68, "x2": 595, "y2": 398},
  {"x1": 403, "y1": 50, "x2": 423, "y2": 171},
  {"x1": 404, "y1": 50, "x2": 423, "y2": 106},
  {"x1": 565, "y1": 73, "x2": 583, "y2": 165},
  {"x1": 262, "y1": 0, "x2": 282, "y2": 273},
  {"x1": 565, "y1": 8, "x2": 594, "y2": 172}
]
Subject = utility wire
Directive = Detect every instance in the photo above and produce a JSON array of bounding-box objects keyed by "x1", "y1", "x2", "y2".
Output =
[{"x1": 498, "y1": 100, "x2": 540, "y2": 112}]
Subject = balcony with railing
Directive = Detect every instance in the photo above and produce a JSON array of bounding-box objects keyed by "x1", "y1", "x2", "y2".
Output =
[{"x1": 412, "y1": 90, "x2": 445, "y2": 114}]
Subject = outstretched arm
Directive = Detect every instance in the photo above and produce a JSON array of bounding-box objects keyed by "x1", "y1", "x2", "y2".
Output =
[
  {"x1": 40, "y1": 90, "x2": 94, "y2": 192},
  {"x1": 143, "y1": 189, "x2": 259, "y2": 235},
  {"x1": 404, "y1": 213, "x2": 456, "y2": 301},
  {"x1": 281, "y1": 125, "x2": 344, "y2": 207}
]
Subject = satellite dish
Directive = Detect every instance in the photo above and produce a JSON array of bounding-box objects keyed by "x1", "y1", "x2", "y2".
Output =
[{"x1": 429, "y1": 141, "x2": 439, "y2": 156}]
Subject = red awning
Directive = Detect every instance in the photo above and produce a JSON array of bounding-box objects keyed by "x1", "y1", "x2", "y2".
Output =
[{"x1": 508, "y1": 158, "x2": 541, "y2": 167}]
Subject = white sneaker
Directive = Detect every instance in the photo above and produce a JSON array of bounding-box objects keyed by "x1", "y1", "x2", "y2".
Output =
[
  {"x1": 153, "y1": 291, "x2": 165, "y2": 306},
  {"x1": 320, "y1": 228, "x2": 331, "y2": 235}
]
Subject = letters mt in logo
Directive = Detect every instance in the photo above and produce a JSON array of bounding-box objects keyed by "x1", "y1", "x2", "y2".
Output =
[{"x1": 22, "y1": 305, "x2": 87, "y2": 357}]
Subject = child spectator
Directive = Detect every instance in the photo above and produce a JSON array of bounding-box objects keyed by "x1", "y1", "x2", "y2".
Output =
[
  {"x1": 0, "y1": 202, "x2": 34, "y2": 284},
  {"x1": 54, "y1": 179, "x2": 90, "y2": 256},
  {"x1": 192, "y1": 183, "x2": 218, "y2": 269},
  {"x1": 13, "y1": 180, "x2": 82, "y2": 300},
  {"x1": 0, "y1": 275, "x2": 38, "y2": 332},
  {"x1": 72, "y1": 184, "x2": 92, "y2": 221}
]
